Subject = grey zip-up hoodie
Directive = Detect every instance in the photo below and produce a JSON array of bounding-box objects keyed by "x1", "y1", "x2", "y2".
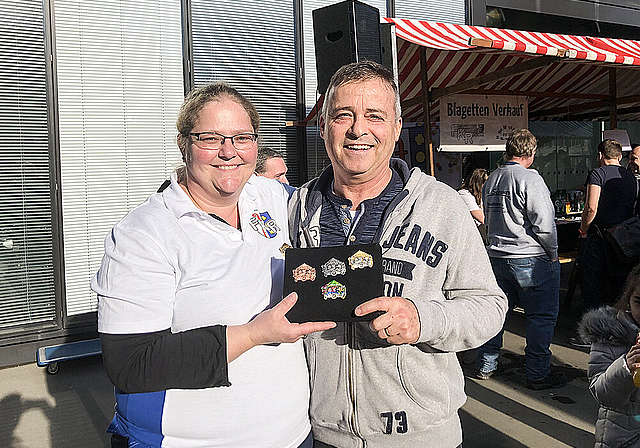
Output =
[
  {"x1": 483, "y1": 162, "x2": 558, "y2": 259},
  {"x1": 288, "y1": 161, "x2": 508, "y2": 448}
]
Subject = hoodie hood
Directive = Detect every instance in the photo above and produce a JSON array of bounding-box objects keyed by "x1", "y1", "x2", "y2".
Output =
[
  {"x1": 578, "y1": 305, "x2": 639, "y2": 346},
  {"x1": 294, "y1": 158, "x2": 423, "y2": 236}
]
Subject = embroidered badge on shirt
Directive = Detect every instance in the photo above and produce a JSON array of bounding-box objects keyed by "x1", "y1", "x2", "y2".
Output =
[
  {"x1": 322, "y1": 280, "x2": 347, "y2": 300},
  {"x1": 348, "y1": 250, "x2": 374, "y2": 269},
  {"x1": 293, "y1": 263, "x2": 316, "y2": 282},
  {"x1": 321, "y1": 258, "x2": 346, "y2": 277},
  {"x1": 249, "y1": 211, "x2": 280, "y2": 238}
]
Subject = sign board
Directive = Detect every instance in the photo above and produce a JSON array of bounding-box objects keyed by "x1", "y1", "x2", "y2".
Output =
[{"x1": 439, "y1": 95, "x2": 528, "y2": 152}]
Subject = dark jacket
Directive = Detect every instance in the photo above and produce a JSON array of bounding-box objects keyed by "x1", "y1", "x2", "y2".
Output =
[{"x1": 579, "y1": 306, "x2": 640, "y2": 448}]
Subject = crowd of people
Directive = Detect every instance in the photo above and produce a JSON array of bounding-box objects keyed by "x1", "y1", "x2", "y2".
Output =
[{"x1": 90, "y1": 60, "x2": 639, "y2": 448}]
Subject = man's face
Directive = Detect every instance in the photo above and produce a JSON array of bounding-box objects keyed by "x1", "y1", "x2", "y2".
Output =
[
  {"x1": 262, "y1": 157, "x2": 289, "y2": 184},
  {"x1": 320, "y1": 79, "x2": 402, "y2": 185},
  {"x1": 630, "y1": 146, "x2": 640, "y2": 173}
]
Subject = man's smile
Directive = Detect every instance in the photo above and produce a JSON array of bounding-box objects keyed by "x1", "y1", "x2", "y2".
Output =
[{"x1": 344, "y1": 144, "x2": 374, "y2": 151}]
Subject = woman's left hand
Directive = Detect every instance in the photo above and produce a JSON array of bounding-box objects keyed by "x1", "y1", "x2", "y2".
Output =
[{"x1": 247, "y1": 292, "x2": 336, "y2": 345}]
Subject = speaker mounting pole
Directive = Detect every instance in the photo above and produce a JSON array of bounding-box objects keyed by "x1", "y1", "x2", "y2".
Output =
[{"x1": 420, "y1": 47, "x2": 435, "y2": 176}]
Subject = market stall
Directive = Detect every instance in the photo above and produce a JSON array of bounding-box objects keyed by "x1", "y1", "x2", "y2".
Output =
[{"x1": 384, "y1": 18, "x2": 640, "y2": 173}]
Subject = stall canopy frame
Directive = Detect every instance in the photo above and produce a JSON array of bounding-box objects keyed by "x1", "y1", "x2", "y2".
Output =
[{"x1": 387, "y1": 18, "x2": 640, "y2": 125}]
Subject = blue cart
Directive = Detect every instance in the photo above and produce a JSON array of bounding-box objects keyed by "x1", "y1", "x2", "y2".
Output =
[{"x1": 36, "y1": 338, "x2": 102, "y2": 374}]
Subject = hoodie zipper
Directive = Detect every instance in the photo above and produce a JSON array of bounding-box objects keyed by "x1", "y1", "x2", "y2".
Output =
[{"x1": 345, "y1": 233, "x2": 366, "y2": 446}]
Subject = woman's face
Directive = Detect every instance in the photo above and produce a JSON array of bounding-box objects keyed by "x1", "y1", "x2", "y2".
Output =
[{"x1": 185, "y1": 99, "x2": 257, "y2": 201}]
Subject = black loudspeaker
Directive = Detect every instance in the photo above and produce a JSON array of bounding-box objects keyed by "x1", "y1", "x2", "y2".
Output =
[
  {"x1": 313, "y1": 0, "x2": 382, "y2": 95},
  {"x1": 380, "y1": 22, "x2": 398, "y2": 83}
]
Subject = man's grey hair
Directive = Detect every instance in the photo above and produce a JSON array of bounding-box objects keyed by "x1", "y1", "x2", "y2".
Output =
[
  {"x1": 321, "y1": 60, "x2": 401, "y2": 122},
  {"x1": 255, "y1": 147, "x2": 284, "y2": 174},
  {"x1": 505, "y1": 129, "x2": 537, "y2": 159}
]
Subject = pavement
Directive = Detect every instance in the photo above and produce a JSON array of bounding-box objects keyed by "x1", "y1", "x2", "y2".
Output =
[{"x1": 0, "y1": 263, "x2": 600, "y2": 448}]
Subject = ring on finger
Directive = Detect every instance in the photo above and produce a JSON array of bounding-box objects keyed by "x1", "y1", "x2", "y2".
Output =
[{"x1": 383, "y1": 327, "x2": 391, "y2": 338}]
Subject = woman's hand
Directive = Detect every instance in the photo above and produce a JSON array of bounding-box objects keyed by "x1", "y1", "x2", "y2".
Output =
[
  {"x1": 247, "y1": 292, "x2": 336, "y2": 345},
  {"x1": 227, "y1": 293, "x2": 335, "y2": 362}
]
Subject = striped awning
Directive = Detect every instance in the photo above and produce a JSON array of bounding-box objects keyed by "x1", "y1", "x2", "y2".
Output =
[{"x1": 385, "y1": 18, "x2": 640, "y2": 123}]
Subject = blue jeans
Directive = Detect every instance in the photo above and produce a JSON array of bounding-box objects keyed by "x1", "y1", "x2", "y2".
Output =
[
  {"x1": 579, "y1": 232, "x2": 633, "y2": 311},
  {"x1": 476, "y1": 255, "x2": 561, "y2": 381}
]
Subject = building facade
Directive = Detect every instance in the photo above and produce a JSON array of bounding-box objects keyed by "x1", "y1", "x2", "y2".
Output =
[{"x1": 1, "y1": 0, "x2": 638, "y2": 367}]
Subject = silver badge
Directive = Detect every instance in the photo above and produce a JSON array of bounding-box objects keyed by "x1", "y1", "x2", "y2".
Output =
[{"x1": 321, "y1": 258, "x2": 347, "y2": 277}]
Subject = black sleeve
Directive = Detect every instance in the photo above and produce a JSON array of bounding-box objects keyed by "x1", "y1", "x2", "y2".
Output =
[{"x1": 100, "y1": 325, "x2": 230, "y2": 393}]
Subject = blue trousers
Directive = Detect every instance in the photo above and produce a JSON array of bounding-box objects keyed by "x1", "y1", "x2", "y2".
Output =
[{"x1": 476, "y1": 255, "x2": 561, "y2": 381}]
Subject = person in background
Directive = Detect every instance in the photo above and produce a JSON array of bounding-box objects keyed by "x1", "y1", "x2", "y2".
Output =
[
  {"x1": 91, "y1": 82, "x2": 334, "y2": 448},
  {"x1": 578, "y1": 263, "x2": 640, "y2": 448},
  {"x1": 627, "y1": 143, "x2": 640, "y2": 178},
  {"x1": 475, "y1": 129, "x2": 566, "y2": 390},
  {"x1": 289, "y1": 61, "x2": 507, "y2": 448},
  {"x1": 576, "y1": 139, "x2": 637, "y2": 336},
  {"x1": 458, "y1": 168, "x2": 489, "y2": 243},
  {"x1": 630, "y1": 144, "x2": 640, "y2": 217},
  {"x1": 256, "y1": 147, "x2": 290, "y2": 184}
]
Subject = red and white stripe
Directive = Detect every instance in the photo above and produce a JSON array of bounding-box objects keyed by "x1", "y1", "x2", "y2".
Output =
[{"x1": 384, "y1": 18, "x2": 640, "y2": 122}]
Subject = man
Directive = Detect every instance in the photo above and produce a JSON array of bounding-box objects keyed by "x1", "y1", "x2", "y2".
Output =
[
  {"x1": 255, "y1": 147, "x2": 290, "y2": 184},
  {"x1": 475, "y1": 129, "x2": 566, "y2": 390},
  {"x1": 288, "y1": 61, "x2": 507, "y2": 448},
  {"x1": 630, "y1": 144, "x2": 640, "y2": 217},
  {"x1": 628, "y1": 143, "x2": 640, "y2": 178},
  {"x1": 577, "y1": 139, "x2": 637, "y2": 312}
]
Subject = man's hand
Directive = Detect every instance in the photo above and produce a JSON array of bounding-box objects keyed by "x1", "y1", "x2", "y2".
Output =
[{"x1": 355, "y1": 296, "x2": 420, "y2": 345}]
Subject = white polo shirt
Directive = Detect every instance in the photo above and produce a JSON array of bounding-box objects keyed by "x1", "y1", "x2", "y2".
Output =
[{"x1": 91, "y1": 173, "x2": 310, "y2": 448}]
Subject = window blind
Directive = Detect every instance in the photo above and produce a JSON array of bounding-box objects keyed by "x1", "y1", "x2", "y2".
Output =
[
  {"x1": 394, "y1": 0, "x2": 465, "y2": 24},
  {"x1": 190, "y1": 0, "x2": 300, "y2": 184},
  {"x1": 0, "y1": 0, "x2": 56, "y2": 330},
  {"x1": 53, "y1": 0, "x2": 184, "y2": 316}
]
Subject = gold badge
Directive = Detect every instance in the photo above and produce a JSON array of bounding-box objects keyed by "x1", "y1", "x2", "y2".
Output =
[
  {"x1": 279, "y1": 243, "x2": 292, "y2": 255},
  {"x1": 348, "y1": 250, "x2": 373, "y2": 269}
]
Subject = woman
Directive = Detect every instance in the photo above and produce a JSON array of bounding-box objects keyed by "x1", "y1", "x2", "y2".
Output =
[
  {"x1": 91, "y1": 83, "x2": 334, "y2": 448},
  {"x1": 458, "y1": 168, "x2": 489, "y2": 241}
]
